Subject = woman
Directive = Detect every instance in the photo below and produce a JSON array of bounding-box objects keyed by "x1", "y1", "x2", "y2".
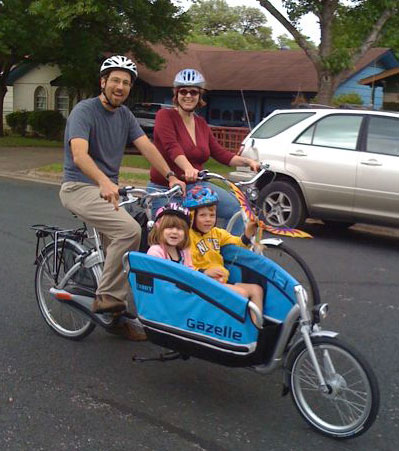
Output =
[{"x1": 147, "y1": 68, "x2": 259, "y2": 234}]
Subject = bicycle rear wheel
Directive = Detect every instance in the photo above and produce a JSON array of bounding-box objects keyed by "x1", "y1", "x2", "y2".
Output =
[
  {"x1": 35, "y1": 240, "x2": 99, "y2": 340},
  {"x1": 258, "y1": 241, "x2": 320, "y2": 308}
]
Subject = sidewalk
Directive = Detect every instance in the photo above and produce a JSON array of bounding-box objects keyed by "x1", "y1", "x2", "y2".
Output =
[{"x1": 0, "y1": 146, "x2": 148, "y2": 186}]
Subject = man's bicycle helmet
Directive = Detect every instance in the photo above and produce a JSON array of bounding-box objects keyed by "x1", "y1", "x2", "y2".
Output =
[
  {"x1": 100, "y1": 55, "x2": 138, "y2": 81},
  {"x1": 173, "y1": 69, "x2": 205, "y2": 89},
  {"x1": 183, "y1": 185, "x2": 218, "y2": 209},
  {"x1": 155, "y1": 203, "x2": 191, "y2": 226}
]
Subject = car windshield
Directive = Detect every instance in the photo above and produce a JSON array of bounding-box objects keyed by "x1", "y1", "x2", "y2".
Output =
[
  {"x1": 131, "y1": 103, "x2": 171, "y2": 119},
  {"x1": 251, "y1": 112, "x2": 314, "y2": 139}
]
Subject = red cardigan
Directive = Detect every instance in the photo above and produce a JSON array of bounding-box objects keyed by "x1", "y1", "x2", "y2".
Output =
[{"x1": 150, "y1": 108, "x2": 235, "y2": 186}]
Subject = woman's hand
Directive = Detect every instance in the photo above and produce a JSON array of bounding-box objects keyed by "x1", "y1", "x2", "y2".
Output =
[
  {"x1": 184, "y1": 167, "x2": 199, "y2": 183},
  {"x1": 244, "y1": 158, "x2": 261, "y2": 172}
]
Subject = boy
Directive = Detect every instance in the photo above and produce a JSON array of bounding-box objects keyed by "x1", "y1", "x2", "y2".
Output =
[{"x1": 183, "y1": 185, "x2": 263, "y2": 322}]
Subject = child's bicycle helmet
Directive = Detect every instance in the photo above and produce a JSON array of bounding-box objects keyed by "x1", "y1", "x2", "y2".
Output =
[
  {"x1": 183, "y1": 185, "x2": 219, "y2": 209},
  {"x1": 155, "y1": 203, "x2": 191, "y2": 226}
]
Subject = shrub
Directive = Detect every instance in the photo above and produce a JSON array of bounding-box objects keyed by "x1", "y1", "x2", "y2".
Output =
[
  {"x1": 28, "y1": 110, "x2": 66, "y2": 140},
  {"x1": 6, "y1": 111, "x2": 29, "y2": 136},
  {"x1": 332, "y1": 93, "x2": 363, "y2": 107}
]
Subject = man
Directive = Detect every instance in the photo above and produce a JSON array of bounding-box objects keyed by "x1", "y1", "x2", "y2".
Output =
[{"x1": 59, "y1": 55, "x2": 185, "y2": 340}]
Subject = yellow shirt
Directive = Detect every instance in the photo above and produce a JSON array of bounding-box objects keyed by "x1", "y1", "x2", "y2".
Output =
[{"x1": 189, "y1": 227, "x2": 247, "y2": 280}]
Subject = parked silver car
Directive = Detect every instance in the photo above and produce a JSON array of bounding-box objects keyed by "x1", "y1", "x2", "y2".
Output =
[{"x1": 230, "y1": 107, "x2": 399, "y2": 229}]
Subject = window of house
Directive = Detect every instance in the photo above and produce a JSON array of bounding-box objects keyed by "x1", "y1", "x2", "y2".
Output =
[
  {"x1": 222, "y1": 110, "x2": 232, "y2": 121},
  {"x1": 34, "y1": 86, "x2": 47, "y2": 111},
  {"x1": 55, "y1": 87, "x2": 70, "y2": 118},
  {"x1": 210, "y1": 108, "x2": 220, "y2": 120}
]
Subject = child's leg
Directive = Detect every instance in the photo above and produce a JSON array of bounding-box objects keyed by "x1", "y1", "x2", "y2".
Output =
[{"x1": 236, "y1": 283, "x2": 264, "y2": 323}]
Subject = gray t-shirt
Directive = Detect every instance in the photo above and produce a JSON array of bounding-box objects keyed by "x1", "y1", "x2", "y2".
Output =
[{"x1": 63, "y1": 97, "x2": 144, "y2": 184}]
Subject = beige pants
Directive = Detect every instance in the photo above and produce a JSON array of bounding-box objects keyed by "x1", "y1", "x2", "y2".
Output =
[{"x1": 59, "y1": 182, "x2": 141, "y2": 302}]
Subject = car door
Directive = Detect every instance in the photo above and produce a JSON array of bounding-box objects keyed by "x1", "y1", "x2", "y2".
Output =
[
  {"x1": 354, "y1": 115, "x2": 399, "y2": 225},
  {"x1": 286, "y1": 114, "x2": 364, "y2": 217}
]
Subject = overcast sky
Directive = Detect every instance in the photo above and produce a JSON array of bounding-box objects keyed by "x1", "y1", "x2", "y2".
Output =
[{"x1": 173, "y1": 0, "x2": 320, "y2": 44}]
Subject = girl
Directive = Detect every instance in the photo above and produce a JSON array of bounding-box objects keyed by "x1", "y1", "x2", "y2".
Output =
[{"x1": 147, "y1": 203, "x2": 194, "y2": 268}]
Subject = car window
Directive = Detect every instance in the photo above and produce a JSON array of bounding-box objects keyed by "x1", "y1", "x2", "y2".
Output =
[
  {"x1": 296, "y1": 115, "x2": 363, "y2": 150},
  {"x1": 251, "y1": 112, "x2": 314, "y2": 139},
  {"x1": 366, "y1": 116, "x2": 399, "y2": 156}
]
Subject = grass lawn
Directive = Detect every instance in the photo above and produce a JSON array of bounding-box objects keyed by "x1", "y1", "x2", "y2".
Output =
[
  {"x1": 37, "y1": 156, "x2": 232, "y2": 180},
  {"x1": 0, "y1": 136, "x2": 63, "y2": 147}
]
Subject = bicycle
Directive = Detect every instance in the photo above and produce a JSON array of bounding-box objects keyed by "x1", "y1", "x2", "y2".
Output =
[
  {"x1": 196, "y1": 163, "x2": 321, "y2": 308},
  {"x1": 31, "y1": 185, "x2": 183, "y2": 340}
]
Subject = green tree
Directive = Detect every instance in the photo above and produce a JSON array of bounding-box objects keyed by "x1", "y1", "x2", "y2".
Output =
[
  {"x1": 257, "y1": 0, "x2": 399, "y2": 105},
  {"x1": 188, "y1": 0, "x2": 276, "y2": 50},
  {"x1": 0, "y1": 0, "x2": 189, "y2": 136}
]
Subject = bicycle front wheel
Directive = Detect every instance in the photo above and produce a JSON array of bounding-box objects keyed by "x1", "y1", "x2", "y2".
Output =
[
  {"x1": 35, "y1": 240, "x2": 99, "y2": 340},
  {"x1": 287, "y1": 337, "x2": 380, "y2": 439},
  {"x1": 259, "y1": 242, "x2": 320, "y2": 307}
]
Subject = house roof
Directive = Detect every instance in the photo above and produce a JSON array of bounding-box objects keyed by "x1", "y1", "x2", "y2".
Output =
[
  {"x1": 359, "y1": 67, "x2": 399, "y2": 86},
  {"x1": 136, "y1": 44, "x2": 393, "y2": 92}
]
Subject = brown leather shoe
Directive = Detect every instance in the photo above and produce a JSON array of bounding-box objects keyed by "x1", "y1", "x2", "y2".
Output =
[
  {"x1": 92, "y1": 294, "x2": 126, "y2": 313},
  {"x1": 107, "y1": 319, "x2": 147, "y2": 342}
]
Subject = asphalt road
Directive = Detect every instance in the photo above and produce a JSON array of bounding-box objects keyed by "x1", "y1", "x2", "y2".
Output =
[{"x1": 0, "y1": 177, "x2": 398, "y2": 450}]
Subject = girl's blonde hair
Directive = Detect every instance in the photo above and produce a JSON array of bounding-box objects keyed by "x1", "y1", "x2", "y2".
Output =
[{"x1": 148, "y1": 214, "x2": 190, "y2": 250}]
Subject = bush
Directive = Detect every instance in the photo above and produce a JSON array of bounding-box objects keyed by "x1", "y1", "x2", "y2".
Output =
[
  {"x1": 332, "y1": 93, "x2": 363, "y2": 107},
  {"x1": 6, "y1": 111, "x2": 29, "y2": 136},
  {"x1": 28, "y1": 110, "x2": 66, "y2": 140}
]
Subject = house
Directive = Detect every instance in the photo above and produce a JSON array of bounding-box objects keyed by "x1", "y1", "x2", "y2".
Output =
[
  {"x1": 358, "y1": 67, "x2": 399, "y2": 108},
  {"x1": 4, "y1": 44, "x2": 399, "y2": 130}
]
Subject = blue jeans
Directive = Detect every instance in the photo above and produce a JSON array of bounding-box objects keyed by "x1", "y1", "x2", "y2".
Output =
[{"x1": 147, "y1": 181, "x2": 244, "y2": 235}]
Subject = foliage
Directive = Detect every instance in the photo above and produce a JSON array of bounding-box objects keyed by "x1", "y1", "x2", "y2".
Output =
[
  {"x1": 5, "y1": 111, "x2": 29, "y2": 136},
  {"x1": 257, "y1": 1, "x2": 399, "y2": 104},
  {"x1": 27, "y1": 111, "x2": 66, "y2": 140},
  {"x1": 332, "y1": 93, "x2": 363, "y2": 107},
  {"x1": 0, "y1": 0, "x2": 190, "y2": 135},
  {"x1": 188, "y1": 0, "x2": 276, "y2": 50}
]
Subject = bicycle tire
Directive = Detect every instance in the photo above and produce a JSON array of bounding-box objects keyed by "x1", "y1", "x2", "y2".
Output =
[
  {"x1": 259, "y1": 242, "x2": 320, "y2": 308},
  {"x1": 35, "y1": 240, "x2": 99, "y2": 340},
  {"x1": 286, "y1": 336, "x2": 380, "y2": 439}
]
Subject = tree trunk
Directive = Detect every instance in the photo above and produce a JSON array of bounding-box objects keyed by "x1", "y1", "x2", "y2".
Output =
[
  {"x1": 0, "y1": 83, "x2": 7, "y2": 137},
  {"x1": 315, "y1": 71, "x2": 337, "y2": 105}
]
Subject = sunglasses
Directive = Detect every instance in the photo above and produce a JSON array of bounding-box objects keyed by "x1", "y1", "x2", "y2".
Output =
[{"x1": 178, "y1": 88, "x2": 200, "y2": 97}]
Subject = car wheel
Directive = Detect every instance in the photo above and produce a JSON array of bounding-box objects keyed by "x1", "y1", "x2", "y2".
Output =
[{"x1": 258, "y1": 181, "x2": 305, "y2": 228}]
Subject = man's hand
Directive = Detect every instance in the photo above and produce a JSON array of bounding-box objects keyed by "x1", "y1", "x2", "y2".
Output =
[
  {"x1": 99, "y1": 179, "x2": 120, "y2": 210},
  {"x1": 168, "y1": 176, "x2": 186, "y2": 196},
  {"x1": 204, "y1": 266, "x2": 228, "y2": 283}
]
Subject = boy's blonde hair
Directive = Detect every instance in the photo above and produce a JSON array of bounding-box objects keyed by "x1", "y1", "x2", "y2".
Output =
[
  {"x1": 193, "y1": 205, "x2": 217, "y2": 228},
  {"x1": 148, "y1": 214, "x2": 190, "y2": 250}
]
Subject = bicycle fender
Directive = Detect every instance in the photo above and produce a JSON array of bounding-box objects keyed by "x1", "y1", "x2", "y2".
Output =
[
  {"x1": 260, "y1": 238, "x2": 283, "y2": 246},
  {"x1": 281, "y1": 330, "x2": 339, "y2": 395}
]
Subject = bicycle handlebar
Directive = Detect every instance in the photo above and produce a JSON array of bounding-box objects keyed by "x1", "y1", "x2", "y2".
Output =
[
  {"x1": 197, "y1": 161, "x2": 270, "y2": 186},
  {"x1": 118, "y1": 184, "x2": 183, "y2": 207}
]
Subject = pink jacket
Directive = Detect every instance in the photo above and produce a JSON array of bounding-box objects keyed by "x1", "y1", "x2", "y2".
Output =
[{"x1": 147, "y1": 245, "x2": 194, "y2": 269}]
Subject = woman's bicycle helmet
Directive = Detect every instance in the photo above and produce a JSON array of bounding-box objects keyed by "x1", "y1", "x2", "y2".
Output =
[
  {"x1": 173, "y1": 69, "x2": 206, "y2": 89},
  {"x1": 155, "y1": 203, "x2": 191, "y2": 226},
  {"x1": 100, "y1": 55, "x2": 138, "y2": 81},
  {"x1": 183, "y1": 185, "x2": 219, "y2": 209}
]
